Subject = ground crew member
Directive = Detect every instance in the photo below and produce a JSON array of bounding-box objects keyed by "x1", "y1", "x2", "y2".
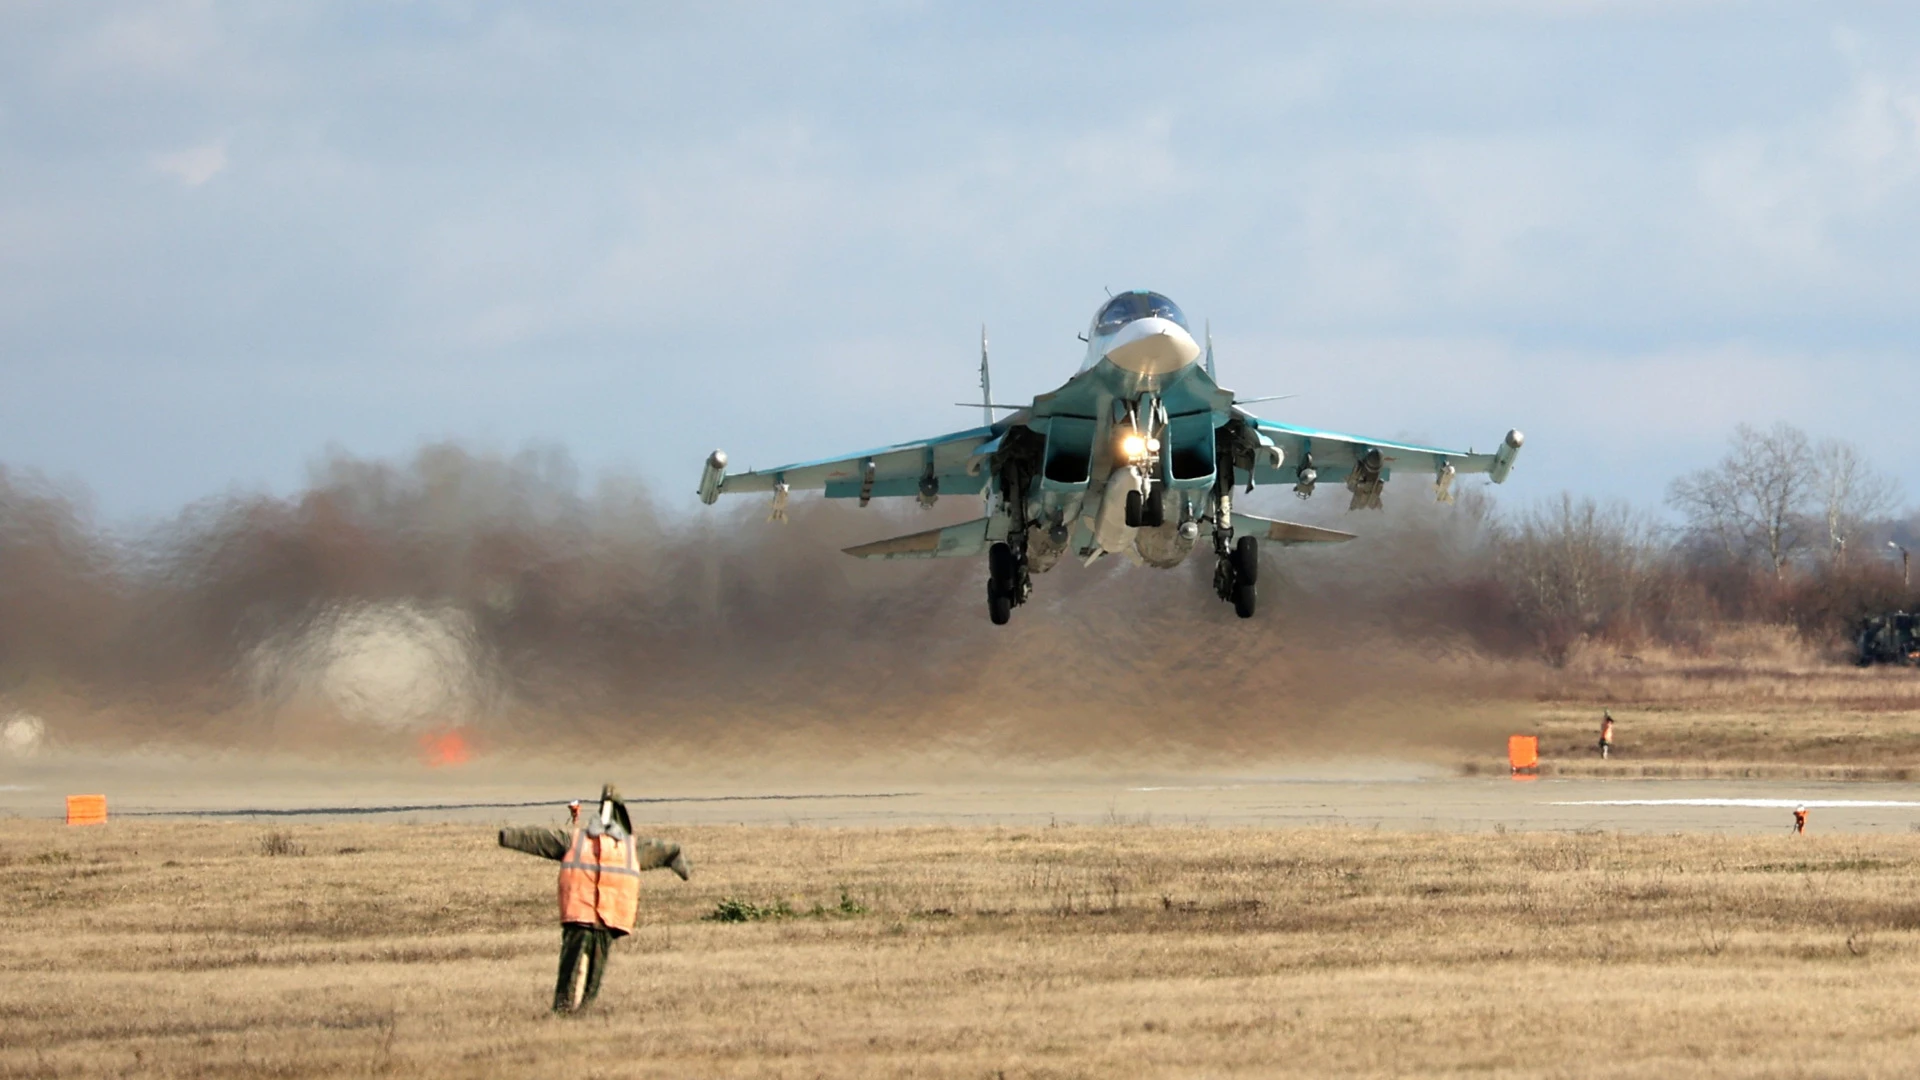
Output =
[
  {"x1": 499, "y1": 784, "x2": 690, "y2": 1014},
  {"x1": 1794, "y1": 805, "x2": 1808, "y2": 834},
  {"x1": 1599, "y1": 712, "x2": 1615, "y2": 759}
]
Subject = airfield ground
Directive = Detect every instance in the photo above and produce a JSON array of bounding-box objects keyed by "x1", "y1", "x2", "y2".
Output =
[
  {"x1": 8, "y1": 819, "x2": 1920, "y2": 1078},
  {"x1": 5, "y1": 646, "x2": 1920, "y2": 1077},
  {"x1": 1528, "y1": 640, "x2": 1920, "y2": 780}
]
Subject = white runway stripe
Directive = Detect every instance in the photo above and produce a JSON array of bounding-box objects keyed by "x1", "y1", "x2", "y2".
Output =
[{"x1": 1552, "y1": 799, "x2": 1920, "y2": 809}]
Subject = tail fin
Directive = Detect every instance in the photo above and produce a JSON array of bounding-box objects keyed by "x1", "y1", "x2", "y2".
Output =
[
  {"x1": 979, "y1": 325, "x2": 993, "y2": 426},
  {"x1": 1204, "y1": 321, "x2": 1216, "y2": 380}
]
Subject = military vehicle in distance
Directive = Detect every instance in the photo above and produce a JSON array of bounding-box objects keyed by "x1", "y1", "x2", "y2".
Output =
[{"x1": 1858, "y1": 612, "x2": 1920, "y2": 666}]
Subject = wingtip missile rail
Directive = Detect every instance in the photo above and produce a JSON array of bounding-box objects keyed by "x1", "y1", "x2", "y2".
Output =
[
  {"x1": 698, "y1": 450, "x2": 728, "y2": 505},
  {"x1": 1488, "y1": 430, "x2": 1525, "y2": 484}
]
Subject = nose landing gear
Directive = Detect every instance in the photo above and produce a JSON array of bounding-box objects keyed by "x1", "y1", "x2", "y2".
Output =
[{"x1": 1124, "y1": 485, "x2": 1166, "y2": 529}]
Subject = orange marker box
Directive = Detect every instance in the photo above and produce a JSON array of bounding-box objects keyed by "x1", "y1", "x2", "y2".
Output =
[
  {"x1": 1507, "y1": 735, "x2": 1539, "y2": 773},
  {"x1": 65, "y1": 794, "x2": 107, "y2": 826}
]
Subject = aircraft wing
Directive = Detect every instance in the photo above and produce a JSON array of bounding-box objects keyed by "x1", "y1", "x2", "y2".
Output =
[
  {"x1": 702, "y1": 423, "x2": 999, "y2": 505},
  {"x1": 1240, "y1": 411, "x2": 1524, "y2": 504}
]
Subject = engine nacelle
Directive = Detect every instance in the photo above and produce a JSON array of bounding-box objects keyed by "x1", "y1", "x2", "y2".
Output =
[{"x1": 698, "y1": 450, "x2": 728, "y2": 505}]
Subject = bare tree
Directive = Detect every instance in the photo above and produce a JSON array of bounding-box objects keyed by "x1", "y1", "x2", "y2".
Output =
[
  {"x1": 1666, "y1": 422, "x2": 1815, "y2": 578},
  {"x1": 1812, "y1": 437, "x2": 1902, "y2": 565},
  {"x1": 1496, "y1": 494, "x2": 1656, "y2": 651}
]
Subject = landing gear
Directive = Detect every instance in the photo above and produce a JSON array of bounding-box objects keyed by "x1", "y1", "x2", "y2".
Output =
[
  {"x1": 1232, "y1": 579, "x2": 1257, "y2": 618},
  {"x1": 1233, "y1": 535, "x2": 1258, "y2": 586},
  {"x1": 1213, "y1": 536, "x2": 1259, "y2": 619},
  {"x1": 1213, "y1": 549, "x2": 1258, "y2": 618},
  {"x1": 1124, "y1": 485, "x2": 1166, "y2": 529},
  {"x1": 1209, "y1": 453, "x2": 1259, "y2": 619},
  {"x1": 985, "y1": 434, "x2": 1040, "y2": 626},
  {"x1": 986, "y1": 539, "x2": 1030, "y2": 626},
  {"x1": 989, "y1": 541, "x2": 1016, "y2": 586}
]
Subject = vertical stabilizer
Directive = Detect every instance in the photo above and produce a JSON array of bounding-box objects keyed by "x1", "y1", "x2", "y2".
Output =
[
  {"x1": 979, "y1": 325, "x2": 993, "y2": 426},
  {"x1": 1204, "y1": 321, "x2": 1216, "y2": 380}
]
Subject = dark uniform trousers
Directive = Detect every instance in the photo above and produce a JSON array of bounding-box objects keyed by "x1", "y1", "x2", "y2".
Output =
[{"x1": 555, "y1": 923, "x2": 616, "y2": 1011}]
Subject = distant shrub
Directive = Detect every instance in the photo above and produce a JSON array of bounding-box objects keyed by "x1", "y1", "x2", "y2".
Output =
[
  {"x1": 706, "y1": 890, "x2": 867, "y2": 923},
  {"x1": 258, "y1": 830, "x2": 305, "y2": 857}
]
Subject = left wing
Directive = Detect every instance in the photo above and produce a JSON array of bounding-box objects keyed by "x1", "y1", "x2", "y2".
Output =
[
  {"x1": 1240, "y1": 410, "x2": 1524, "y2": 508},
  {"x1": 700, "y1": 424, "x2": 1001, "y2": 508}
]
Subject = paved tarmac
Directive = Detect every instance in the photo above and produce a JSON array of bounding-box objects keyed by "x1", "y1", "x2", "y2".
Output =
[{"x1": 6, "y1": 754, "x2": 1920, "y2": 833}]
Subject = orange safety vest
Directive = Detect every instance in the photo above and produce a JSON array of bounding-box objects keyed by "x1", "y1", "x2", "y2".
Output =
[{"x1": 557, "y1": 827, "x2": 641, "y2": 934}]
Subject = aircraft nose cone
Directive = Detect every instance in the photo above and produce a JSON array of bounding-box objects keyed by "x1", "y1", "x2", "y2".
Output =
[{"x1": 1105, "y1": 319, "x2": 1201, "y2": 376}]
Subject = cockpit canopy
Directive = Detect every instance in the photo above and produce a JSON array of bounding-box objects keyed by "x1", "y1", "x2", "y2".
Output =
[{"x1": 1093, "y1": 291, "x2": 1188, "y2": 336}]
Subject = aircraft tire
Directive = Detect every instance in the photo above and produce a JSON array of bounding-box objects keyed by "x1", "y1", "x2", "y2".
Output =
[
  {"x1": 1143, "y1": 488, "x2": 1165, "y2": 528},
  {"x1": 1124, "y1": 489, "x2": 1143, "y2": 528},
  {"x1": 987, "y1": 579, "x2": 1012, "y2": 625},
  {"x1": 989, "y1": 542, "x2": 1016, "y2": 588},
  {"x1": 1232, "y1": 580, "x2": 1257, "y2": 619},
  {"x1": 1233, "y1": 536, "x2": 1259, "y2": 586}
]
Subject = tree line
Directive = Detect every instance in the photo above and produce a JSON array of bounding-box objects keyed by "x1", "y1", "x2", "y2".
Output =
[{"x1": 1483, "y1": 422, "x2": 1912, "y2": 661}]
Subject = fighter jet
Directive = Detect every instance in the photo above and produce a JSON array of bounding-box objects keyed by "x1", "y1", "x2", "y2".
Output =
[{"x1": 698, "y1": 290, "x2": 1524, "y2": 623}]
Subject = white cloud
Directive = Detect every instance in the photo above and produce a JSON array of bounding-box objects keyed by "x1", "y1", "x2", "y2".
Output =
[
  {"x1": 1694, "y1": 53, "x2": 1920, "y2": 271},
  {"x1": 151, "y1": 139, "x2": 227, "y2": 186},
  {"x1": 55, "y1": 0, "x2": 222, "y2": 82}
]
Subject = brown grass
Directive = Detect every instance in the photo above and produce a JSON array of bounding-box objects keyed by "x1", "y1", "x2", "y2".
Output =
[
  {"x1": 1507, "y1": 627, "x2": 1920, "y2": 778},
  {"x1": 8, "y1": 819, "x2": 1920, "y2": 1077}
]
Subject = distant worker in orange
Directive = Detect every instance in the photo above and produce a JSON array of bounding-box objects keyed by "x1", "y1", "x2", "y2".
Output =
[
  {"x1": 1599, "y1": 712, "x2": 1615, "y2": 759},
  {"x1": 1794, "y1": 805, "x2": 1808, "y2": 834},
  {"x1": 499, "y1": 784, "x2": 690, "y2": 1014}
]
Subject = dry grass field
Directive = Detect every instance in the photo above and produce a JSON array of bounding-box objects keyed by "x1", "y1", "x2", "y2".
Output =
[
  {"x1": 1518, "y1": 631, "x2": 1920, "y2": 779},
  {"x1": 8, "y1": 818, "x2": 1920, "y2": 1078}
]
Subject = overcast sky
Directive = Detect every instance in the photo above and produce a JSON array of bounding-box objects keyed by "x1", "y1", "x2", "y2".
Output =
[{"x1": 4, "y1": 1, "x2": 1918, "y2": 525}]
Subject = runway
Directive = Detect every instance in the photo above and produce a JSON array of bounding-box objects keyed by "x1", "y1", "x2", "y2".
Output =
[{"x1": 7, "y1": 755, "x2": 1920, "y2": 833}]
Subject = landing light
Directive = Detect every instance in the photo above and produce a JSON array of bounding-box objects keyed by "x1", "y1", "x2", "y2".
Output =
[{"x1": 1121, "y1": 434, "x2": 1147, "y2": 459}]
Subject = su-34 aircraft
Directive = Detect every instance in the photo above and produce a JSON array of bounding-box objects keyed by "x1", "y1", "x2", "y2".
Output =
[{"x1": 698, "y1": 290, "x2": 1524, "y2": 623}]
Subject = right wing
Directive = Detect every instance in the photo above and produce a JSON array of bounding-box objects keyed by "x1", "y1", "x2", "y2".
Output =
[
  {"x1": 1239, "y1": 411, "x2": 1524, "y2": 507},
  {"x1": 704, "y1": 424, "x2": 1002, "y2": 505}
]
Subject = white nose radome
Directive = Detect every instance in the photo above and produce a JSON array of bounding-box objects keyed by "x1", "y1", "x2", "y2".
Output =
[{"x1": 1104, "y1": 317, "x2": 1201, "y2": 376}]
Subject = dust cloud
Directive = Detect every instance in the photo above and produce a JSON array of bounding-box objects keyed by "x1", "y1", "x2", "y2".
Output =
[{"x1": 0, "y1": 447, "x2": 1530, "y2": 771}]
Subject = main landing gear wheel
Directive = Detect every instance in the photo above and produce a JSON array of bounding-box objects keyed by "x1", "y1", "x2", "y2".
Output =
[
  {"x1": 989, "y1": 541, "x2": 1016, "y2": 585},
  {"x1": 1233, "y1": 535, "x2": 1258, "y2": 586},
  {"x1": 987, "y1": 578, "x2": 1012, "y2": 625},
  {"x1": 1232, "y1": 580, "x2": 1257, "y2": 619},
  {"x1": 1211, "y1": 535, "x2": 1258, "y2": 619},
  {"x1": 1230, "y1": 535, "x2": 1258, "y2": 618},
  {"x1": 987, "y1": 540, "x2": 1021, "y2": 625}
]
